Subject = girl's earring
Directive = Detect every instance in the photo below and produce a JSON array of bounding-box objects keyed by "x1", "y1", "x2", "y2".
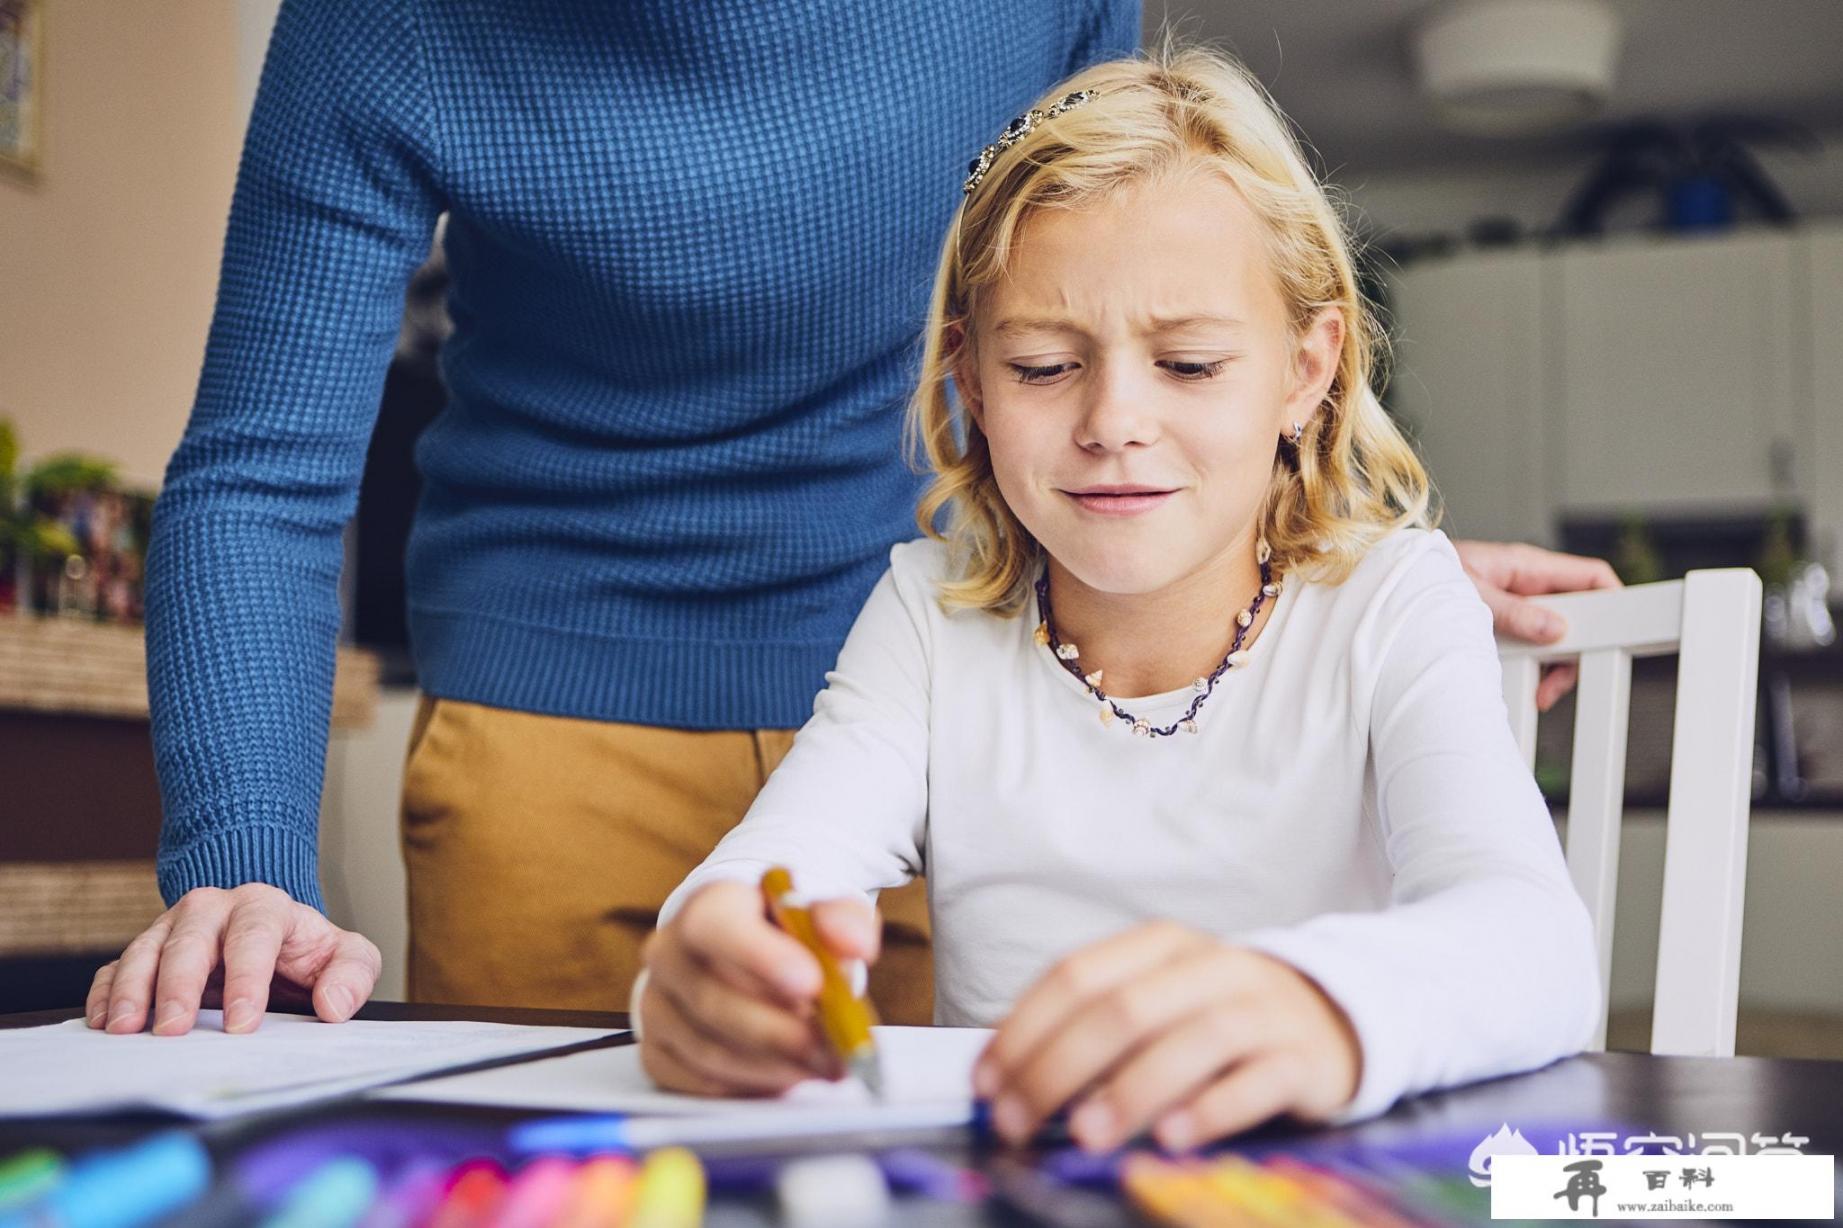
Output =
[{"x1": 1288, "y1": 420, "x2": 1304, "y2": 446}]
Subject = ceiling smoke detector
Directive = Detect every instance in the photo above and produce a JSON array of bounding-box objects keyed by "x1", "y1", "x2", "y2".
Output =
[{"x1": 1412, "y1": 0, "x2": 1622, "y2": 135}]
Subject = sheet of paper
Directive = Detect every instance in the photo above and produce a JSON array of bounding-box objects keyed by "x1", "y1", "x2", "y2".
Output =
[
  {"x1": 0, "y1": 1012, "x2": 622, "y2": 1120},
  {"x1": 375, "y1": 1025, "x2": 990, "y2": 1117}
]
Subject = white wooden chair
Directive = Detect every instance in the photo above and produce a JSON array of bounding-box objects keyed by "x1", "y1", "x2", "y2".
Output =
[{"x1": 1496, "y1": 569, "x2": 1762, "y2": 1058}]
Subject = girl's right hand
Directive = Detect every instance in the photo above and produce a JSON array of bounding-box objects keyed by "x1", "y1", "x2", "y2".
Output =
[{"x1": 636, "y1": 880, "x2": 880, "y2": 1096}]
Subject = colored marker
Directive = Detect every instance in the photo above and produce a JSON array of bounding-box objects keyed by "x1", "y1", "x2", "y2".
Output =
[
  {"x1": 1204, "y1": 1156, "x2": 1314, "y2": 1227},
  {"x1": 486, "y1": 1157, "x2": 578, "y2": 1228},
  {"x1": 357, "y1": 1160, "x2": 449, "y2": 1228},
  {"x1": 1129, "y1": 1154, "x2": 1311, "y2": 1228},
  {"x1": 970, "y1": 1100, "x2": 1077, "y2": 1146},
  {"x1": 553, "y1": 1156, "x2": 636, "y2": 1228},
  {"x1": 627, "y1": 1149, "x2": 704, "y2": 1228},
  {"x1": 1, "y1": 1132, "x2": 209, "y2": 1228},
  {"x1": 260, "y1": 1157, "x2": 379, "y2": 1228},
  {"x1": 986, "y1": 1153, "x2": 1122, "y2": 1228},
  {"x1": 776, "y1": 1155, "x2": 889, "y2": 1228},
  {"x1": 1264, "y1": 1156, "x2": 1429, "y2": 1228},
  {"x1": 875, "y1": 1149, "x2": 987, "y2": 1203},
  {"x1": 509, "y1": 1101, "x2": 973, "y2": 1152},
  {"x1": 1250, "y1": 1156, "x2": 1378, "y2": 1228},
  {"x1": 428, "y1": 1159, "x2": 507, "y2": 1228},
  {"x1": 0, "y1": 1151, "x2": 63, "y2": 1213}
]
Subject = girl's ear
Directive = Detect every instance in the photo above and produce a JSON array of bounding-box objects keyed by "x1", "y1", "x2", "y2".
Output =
[
  {"x1": 946, "y1": 324, "x2": 985, "y2": 430},
  {"x1": 1284, "y1": 306, "x2": 1345, "y2": 429}
]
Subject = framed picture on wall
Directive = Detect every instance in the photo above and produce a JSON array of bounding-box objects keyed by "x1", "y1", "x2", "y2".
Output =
[{"x1": 0, "y1": 0, "x2": 43, "y2": 180}]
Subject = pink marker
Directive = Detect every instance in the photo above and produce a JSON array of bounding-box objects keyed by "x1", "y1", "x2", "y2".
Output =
[{"x1": 486, "y1": 1157, "x2": 580, "y2": 1228}]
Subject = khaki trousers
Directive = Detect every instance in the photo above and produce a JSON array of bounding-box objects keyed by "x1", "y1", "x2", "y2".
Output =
[{"x1": 399, "y1": 695, "x2": 934, "y2": 1024}]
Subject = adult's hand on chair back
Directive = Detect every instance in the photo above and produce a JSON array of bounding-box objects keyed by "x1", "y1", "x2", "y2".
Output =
[
  {"x1": 85, "y1": 883, "x2": 381, "y2": 1036},
  {"x1": 1454, "y1": 539, "x2": 1623, "y2": 711}
]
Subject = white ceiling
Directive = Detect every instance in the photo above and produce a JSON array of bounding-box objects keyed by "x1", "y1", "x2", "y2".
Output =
[{"x1": 1146, "y1": 0, "x2": 1843, "y2": 177}]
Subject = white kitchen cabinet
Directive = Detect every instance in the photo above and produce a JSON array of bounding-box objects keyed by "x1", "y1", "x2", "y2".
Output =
[
  {"x1": 1384, "y1": 250, "x2": 1552, "y2": 545},
  {"x1": 1386, "y1": 225, "x2": 1828, "y2": 551},
  {"x1": 1553, "y1": 229, "x2": 1806, "y2": 514}
]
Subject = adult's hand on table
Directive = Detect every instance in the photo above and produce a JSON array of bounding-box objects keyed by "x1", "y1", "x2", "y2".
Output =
[
  {"x1": 637, "y1": 880, "x2": 876, "y2": 1096},
  {"x1": 85, "y1": 883, "x2": 381, "y2": 1036},
  {"x1": 972, "y1": 921, "x2": 1362, "y2": 1153},
  {"x1": 1454, "y1": 539, "x2": 1622, "y2": 711}
]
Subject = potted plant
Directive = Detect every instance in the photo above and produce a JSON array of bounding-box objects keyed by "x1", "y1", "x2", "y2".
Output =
[{"x1": 0, "y1": 418, "x2": 119, "y2": 616}]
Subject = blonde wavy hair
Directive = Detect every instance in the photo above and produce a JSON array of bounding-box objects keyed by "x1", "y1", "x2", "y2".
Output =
[{"x1": 906, "y1": 39, "x2": 1435, "y2": 615}]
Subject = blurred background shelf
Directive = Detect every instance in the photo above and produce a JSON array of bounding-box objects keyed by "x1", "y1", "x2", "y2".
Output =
[
  {"x1": 0, "y1": 616, "x2": 379, "y2": 726},
  {"x1": 0, "y1": 616, "x2": 379, "y2": 1004}
]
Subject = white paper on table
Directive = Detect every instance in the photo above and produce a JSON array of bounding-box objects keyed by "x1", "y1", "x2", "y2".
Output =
[
  {"x1": 374, "y1": 1025, "x2": 991, "y2": 1129},
  {"x1": 0, "y1": 1012, "x2": 623, "y2": 1119}
]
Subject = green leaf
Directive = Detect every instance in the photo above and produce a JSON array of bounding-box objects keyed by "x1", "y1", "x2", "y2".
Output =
[
  {"x1": 0, "y1": 419, "x2": 17, "y2": 480},
  {"x1": 24, "y1": 453, "x2": 118, "y2": 496},
  {"x1": 26, "y1": 518, "x2": 80, "y2": 559}
]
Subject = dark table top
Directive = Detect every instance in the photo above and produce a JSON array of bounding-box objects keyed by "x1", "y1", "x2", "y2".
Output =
[{"x1": 4, "y1": 1002, "x2": 1839, "y2": 1226}]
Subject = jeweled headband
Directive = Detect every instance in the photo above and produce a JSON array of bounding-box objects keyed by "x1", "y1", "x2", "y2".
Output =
[{"x1": 961, "y1": 88, "x2": 1101, "y2": 197}]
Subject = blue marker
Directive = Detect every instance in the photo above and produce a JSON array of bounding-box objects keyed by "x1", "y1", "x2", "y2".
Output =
[
  {"x1": 259, "y1": 1157, "x2": 378, "y2": 1228},
  {"x1": 507, "y1": 1115, "x2": 634, "y2": 1155},
  {"x1": 0, "y1": 1132, "x2": 209, "y2": 1228},
  {"x1": 510, "y1": 1099, "x2": 976, "y2": 1154}
]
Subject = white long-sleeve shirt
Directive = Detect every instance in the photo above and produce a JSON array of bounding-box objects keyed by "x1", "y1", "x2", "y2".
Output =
[{"x1": 661, "y1": 528, "x2": 1602, "y2": 1125}]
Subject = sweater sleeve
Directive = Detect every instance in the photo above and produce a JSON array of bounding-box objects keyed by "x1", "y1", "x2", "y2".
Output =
[
  {"x1": 1231, "y1": 533, "x2": 1602, "y2": 1126},
  {"x1": 658, "y1": 544, "x2": 934, "y2": 923},
  {"x1": 147, "y1": 0, "x2": 444, "y2": 910}
]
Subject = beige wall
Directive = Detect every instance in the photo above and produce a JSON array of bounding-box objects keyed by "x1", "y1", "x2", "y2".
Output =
[{"x1": 0, "y1": 0, "x2": 242, "y2": 489}]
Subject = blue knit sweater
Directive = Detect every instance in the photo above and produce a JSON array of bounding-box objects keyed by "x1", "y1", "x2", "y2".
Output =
[{"x1": 147, "y1": 0, "x2": 1140, "y2": 909}]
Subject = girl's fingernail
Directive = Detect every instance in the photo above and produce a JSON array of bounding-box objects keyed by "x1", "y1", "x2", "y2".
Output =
[
  {"x1": 225, "y1": 998, "x2": 256, "y2": 1031},
  {"x1": 839, "y1": 911, "x2": 874, "y2": 950},
  {"x1": 108, "y1": 1002, "x2": 135, "y2": 1027},
  {"x1": 1071, "y1": 1100, "x2": 1115, "y2": 1148},
  {"x1": 323, "y1": 986, "x2": 354, "y2": 1019},
  {"x1": 1156, "y1": 1111, "x2": 1196, "y2": 1152},
  {"x1": 87, "y1": 1008, "x2": 106, "y2": 1028},
  {"x1": 154, "y1": 1001, "x2": 185, "y2": 1031}
]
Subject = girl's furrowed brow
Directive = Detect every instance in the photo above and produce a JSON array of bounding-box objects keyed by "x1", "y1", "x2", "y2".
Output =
[
  {"x1": 1143, "y1": 313, "x2": 1247, "y2": 333},
  {"x1": 991, "y1": 312, "x2": 1246, "y2": 338},
  {"x1": 991, "y1": 316, "x2": 1082, "y2": 339}
]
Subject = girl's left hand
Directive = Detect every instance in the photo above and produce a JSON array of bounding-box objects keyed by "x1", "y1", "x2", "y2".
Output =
[{"x1": 972, "y1": 922, "x2": 1361, "y2": 1153}]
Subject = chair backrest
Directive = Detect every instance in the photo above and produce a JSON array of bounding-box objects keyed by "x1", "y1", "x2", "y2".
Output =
[{"x1": 1497, "y1": 568, "x2": 1762, "y2": 1058}]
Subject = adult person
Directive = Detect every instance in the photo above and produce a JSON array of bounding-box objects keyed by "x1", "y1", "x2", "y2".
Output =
[{"x1": 87, "y1": 0, "x2": 1616, "y2": 1039}]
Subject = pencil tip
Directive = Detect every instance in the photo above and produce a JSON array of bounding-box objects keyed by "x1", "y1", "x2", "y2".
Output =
[{"x1": 852, "y1": 1051, "x2": 886, "y2": 1100}]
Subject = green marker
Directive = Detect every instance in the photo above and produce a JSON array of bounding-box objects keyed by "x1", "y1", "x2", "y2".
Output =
[{"x1": 0, "y1": 1149, "x2": 64, "y2": 1212}]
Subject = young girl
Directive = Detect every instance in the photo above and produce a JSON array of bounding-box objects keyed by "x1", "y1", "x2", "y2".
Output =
[{"x1": 633, "y1": 44, "x2": 1601, "y2": 1152}]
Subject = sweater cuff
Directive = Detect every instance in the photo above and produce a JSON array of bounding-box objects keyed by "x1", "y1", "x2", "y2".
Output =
[
  {"x1": 1232, "y1": 925, "x2": 1417, "y2": 1129},
  {"x1": 156, "y1": 823, "x2": 327, "y2": 914}
]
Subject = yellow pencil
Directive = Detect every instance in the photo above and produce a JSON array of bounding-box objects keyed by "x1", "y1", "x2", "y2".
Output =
[{"x1": 760, "y1": 865, "x2": 885, "y2": 1098}]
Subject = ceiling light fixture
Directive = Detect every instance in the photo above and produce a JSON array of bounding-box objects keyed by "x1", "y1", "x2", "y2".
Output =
[{"x1": 1412, "y1": 0, "x2": 1623, "y2": 135}]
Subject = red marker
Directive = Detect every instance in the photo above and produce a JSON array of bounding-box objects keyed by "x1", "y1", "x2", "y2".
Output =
[{"x1": 428, "y1": 1159, "x2": 508, "y2": 1228}]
